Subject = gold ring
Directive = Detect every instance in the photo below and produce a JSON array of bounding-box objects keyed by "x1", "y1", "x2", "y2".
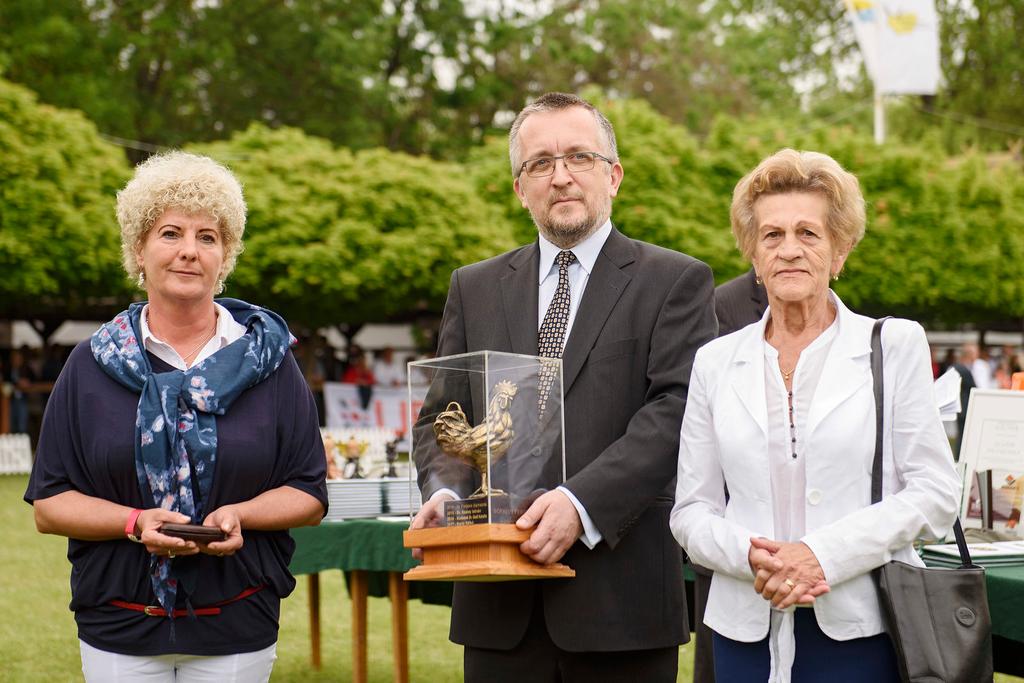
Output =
[
  {"x1": 168, "y1": 552, "x2": 176, "y2": 559},
  {"x1": 784, "y1": 578, "x2": 796, "y2": 588}
]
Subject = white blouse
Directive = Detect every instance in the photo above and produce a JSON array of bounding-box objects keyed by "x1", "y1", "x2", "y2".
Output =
[
  {"x1": 761, "y1": 315, "x2": 838, "y2": 682},
  {"x1": 762, "y1": 317, "x2": 838, "y2": 542}
]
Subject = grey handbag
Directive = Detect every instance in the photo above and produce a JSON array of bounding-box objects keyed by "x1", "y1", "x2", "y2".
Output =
[{"x1": 870, "y1": 317, "x2": 993, "y2": 683}]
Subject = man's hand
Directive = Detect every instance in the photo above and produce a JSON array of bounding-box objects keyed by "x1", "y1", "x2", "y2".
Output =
[
  {"x1": 409, "y1": 493, "x2": 453, "y2": 560},
  {"x1": 516, "y1": 489, "x2": 582, "y2": 565},
  {"x1": 749, "y1": 537, "x2": 830, "y2": 609},
  {"x1": 200, "y1": 505, "x2": 244, "y2": 557}
]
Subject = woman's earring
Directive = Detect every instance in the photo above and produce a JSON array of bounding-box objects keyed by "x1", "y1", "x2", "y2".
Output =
[
  {"x1": 832, "y1": 272, "x2": 840, "y2": 281},
  {"x1": 137, "y1": 271, "x2": 146, "y2": 288},
  {"x1": 754, "y1": 274, "x2": 763, "y2": 285},
  {"x1": 216, "y1": 278, "x2": 225, "y2": 295}
]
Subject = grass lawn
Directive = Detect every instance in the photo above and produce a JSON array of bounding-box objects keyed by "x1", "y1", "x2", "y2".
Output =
[{"x1": 1, "y1": 473, "x2": 1016, "y2": 682}]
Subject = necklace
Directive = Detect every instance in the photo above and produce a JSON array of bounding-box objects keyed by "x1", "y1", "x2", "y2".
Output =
[
  {"x1": 179, "y1": 329, "x2": 217, "y2": 365},
  {"x1": 147, "y1": 311, "x2": 217, "y2": 367},
  {"x1": 780, "y1": 364, "x2": 795, "y2": 381}
]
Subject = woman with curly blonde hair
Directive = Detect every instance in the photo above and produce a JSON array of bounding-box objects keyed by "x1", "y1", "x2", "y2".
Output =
[{"x1": 25, "y1": 151, "x2": 327, "y2": 682}]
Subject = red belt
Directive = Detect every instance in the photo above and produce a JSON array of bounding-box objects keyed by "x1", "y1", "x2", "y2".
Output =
[{"x1": 111, "y1": 585, "x2": 265, "y2": 617}]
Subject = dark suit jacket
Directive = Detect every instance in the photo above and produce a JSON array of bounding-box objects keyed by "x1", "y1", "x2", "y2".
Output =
[
  {"x1": 421, "y1": 226, "x2": 717, "y2": 652},
  {"x1": 713, "y1": 268, "x2": 768, "y2": 337}
]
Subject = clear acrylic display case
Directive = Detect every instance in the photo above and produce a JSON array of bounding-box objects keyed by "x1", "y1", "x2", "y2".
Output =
[{"x1": 403, "y1": 351, "x2": 574, "y2": 581}]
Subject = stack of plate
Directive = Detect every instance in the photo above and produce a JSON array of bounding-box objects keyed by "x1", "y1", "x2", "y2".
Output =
[{"x1": 324, "y1": 478, "x2": 422, "y2": 521}]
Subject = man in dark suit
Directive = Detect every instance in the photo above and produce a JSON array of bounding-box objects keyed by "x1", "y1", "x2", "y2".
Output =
[
  {"x1": 686, "y1": 267, "x2": 769, "y2": 683},
  {"x1": 410, "y1": 92, "x2": 717, "y2": 681},
  {"x1": 714, "y1": 267, "x2": 768, "y2": 336}
]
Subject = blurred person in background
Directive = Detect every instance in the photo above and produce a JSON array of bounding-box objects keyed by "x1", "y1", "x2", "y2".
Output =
[
  {"x1": 995, "y1": 344, "x2": 1022, "y2": 389},
  {"x1": 6, "y1": 346, "x2": 36, "y2": 434},
  {"x1": 342, "y1": 344, "x2": 375, "y2": 409},
  {"x1": 372, "y1": 346, "x2": 405, "y2": 387},
  {"x1": 671, "y1": 149, "x2": 960, "y2": 682},
  {"x1": 24, "y1": 151, "x2": 327, "y2": 683},
  {"x1": 995, "y1": 356, "x2": 1013, "y2": 389},
  {"x1": 1008, "y1": 346, "x2": 1023, "y2": 375},
  {"x1": 294, "y1": 332, "x2": 333, "y2": 425},
  {"x1": 971, "y1": 344, "x2": 996, "y2": 389}
]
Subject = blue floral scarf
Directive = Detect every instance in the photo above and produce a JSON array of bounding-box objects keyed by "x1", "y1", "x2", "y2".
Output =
[{"x1": 90, "y1": 298, "x2": 293, "y2": 622}]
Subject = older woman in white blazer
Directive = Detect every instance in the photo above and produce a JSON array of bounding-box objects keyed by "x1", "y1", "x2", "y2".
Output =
[{"x1": 670, "y1": 149, "x2": 961, "y2": 683}]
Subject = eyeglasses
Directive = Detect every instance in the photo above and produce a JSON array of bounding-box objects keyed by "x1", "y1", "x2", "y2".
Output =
[{"x1": 518, "y1": 151, "x2": 614, "y2": 178}]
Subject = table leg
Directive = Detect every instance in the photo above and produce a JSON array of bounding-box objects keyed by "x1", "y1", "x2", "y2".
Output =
[
  {"x1": 350, "y1": 570, "x2": 369, "y2": 683},
  {"x1": 308, "y1": 574, "x2": 321, "y2": 670},
  {"x1": 388, "y1": 572, "x2": 409, "y2": 683}
]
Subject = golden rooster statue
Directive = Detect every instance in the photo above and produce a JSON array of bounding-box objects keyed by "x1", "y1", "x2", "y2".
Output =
[{"x1": 433, "y1": 380, "x2": 517, "y2": 496}]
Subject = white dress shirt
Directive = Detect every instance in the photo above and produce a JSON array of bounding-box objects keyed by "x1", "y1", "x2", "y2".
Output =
[
  {"x1": 537, "y1": 220, "x2": 612, "y2": 549},
  {"x1": 140, "y1": 302, "x2": 247, "y2": 371},
  {"x1": 536, "y1": 220, "x2": 611, "y2": 337}
]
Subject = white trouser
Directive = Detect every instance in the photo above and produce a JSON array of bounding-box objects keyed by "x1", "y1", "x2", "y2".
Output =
[{"x1": 79, "y1": 640, "x2": 276, "y2": 683}]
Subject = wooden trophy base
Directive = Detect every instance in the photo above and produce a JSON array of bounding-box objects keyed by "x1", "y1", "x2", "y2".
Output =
[{"x1": 403, "y1": 523, "x2": 576, "y2": 582}]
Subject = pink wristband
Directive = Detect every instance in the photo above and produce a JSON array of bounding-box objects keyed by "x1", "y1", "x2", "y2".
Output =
[{"x1": 125, "y1": 508, "x2": 143, "y2": 542}]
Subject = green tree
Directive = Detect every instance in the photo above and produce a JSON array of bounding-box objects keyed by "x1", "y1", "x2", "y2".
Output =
[
  {"x1": 469, "y1": 93, "x2": 1024, "y2": 327},
  {"x1": 929, "y1": 0, "x2": 1024, "y2": 149},
  {"x1": 699, "y1": 114, "x2": 1024, "y2": 325},
  {"x1": 0, "y1": 0, "x2": 484, "y2": 157},
  {"x1": 449, "y1": 0, "x2": 809, "y2": 147},
  {"x1": 3, "y1": 0, "x2": 1021, "y2": 159},
  {"x1": 0, "y1": 78, "x2": 131, "y2": 330},
  {"x1": 191, "y1": 124, "x2": 517, "y2": 328}
]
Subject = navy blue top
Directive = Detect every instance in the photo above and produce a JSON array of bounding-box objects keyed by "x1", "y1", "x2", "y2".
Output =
[{"x1": 25, "y1": 341, "x2": 328, "y2": 656}]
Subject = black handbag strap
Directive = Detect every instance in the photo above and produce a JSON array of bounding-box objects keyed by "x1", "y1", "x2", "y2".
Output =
[{"x1": 870, "y1": 318, "x2": 974, "y2": 569}]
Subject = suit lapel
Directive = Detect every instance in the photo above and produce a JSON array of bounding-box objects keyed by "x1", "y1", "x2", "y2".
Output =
[
  {"x1": 561, "y1": 228, "x2": 633, "y2": 394},
  {"x1": 500, "y1": 243, "x2": 540, "y2": 355}
]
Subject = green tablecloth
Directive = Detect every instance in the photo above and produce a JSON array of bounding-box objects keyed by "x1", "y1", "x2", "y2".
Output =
[
  {"x1": 289, "y1": 520, "x2": 453, "y2": 606},
  {"x1": 983, "y1": 565, "x2": 1024, "y2": 642},
  {"x1": 290, "y1": 521, "x2": 1024, "y2": 643}
]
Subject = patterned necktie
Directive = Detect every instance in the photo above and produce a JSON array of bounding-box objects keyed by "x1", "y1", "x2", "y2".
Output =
[{"x1": 537, "y1": 250, "x2": 575, "y2": 415}]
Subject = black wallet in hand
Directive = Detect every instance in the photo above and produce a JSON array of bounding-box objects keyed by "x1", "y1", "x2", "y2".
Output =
[{"x1": 160, "y1": 523, "x2": 228, "y2": 543}]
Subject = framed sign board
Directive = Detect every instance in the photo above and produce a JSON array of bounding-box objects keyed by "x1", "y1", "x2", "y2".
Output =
[{"x1": 958, "y1": 390, "x2": 1024, "y2": 532}]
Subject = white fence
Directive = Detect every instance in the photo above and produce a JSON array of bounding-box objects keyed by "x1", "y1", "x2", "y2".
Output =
[{"x1": 0, "y1": 434, "x2": 32, "y2": 474}]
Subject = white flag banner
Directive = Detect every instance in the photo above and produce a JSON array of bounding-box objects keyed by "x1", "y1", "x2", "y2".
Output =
[
  {"x1": 845, "y1": 0, "x2": 881, "y2": 83},
  {"x1": 844, "y1": 0, "x2": 940, "y2": 94}
]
